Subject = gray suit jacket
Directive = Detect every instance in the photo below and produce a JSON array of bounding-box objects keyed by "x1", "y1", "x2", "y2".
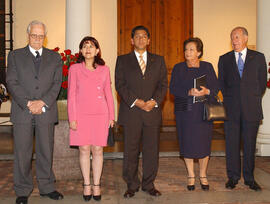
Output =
[{"x1": 6, "y1": 46, "x2": 62, "y2": 124}]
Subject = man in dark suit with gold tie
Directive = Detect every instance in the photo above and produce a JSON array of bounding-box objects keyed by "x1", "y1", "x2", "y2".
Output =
[
  {"x1": 7, "y1": 20, "x2": 63, "y2": 204},
  {"x1": 218, "y1": 26, "x2": 267, "y2": 191},
  {"x1": 115, "y1": 25, "x2": 167, "y2": 198}
]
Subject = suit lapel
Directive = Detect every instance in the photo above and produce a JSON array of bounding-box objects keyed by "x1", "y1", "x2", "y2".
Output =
[
  {"x1": 242, "y1": 49, "x2": 254, "y2": 78},
  {"x1": 129, "y1": 51, "x2": 144, "y2": 76},
  {"x1": 230, "y1": 51, "x2": 241, "y2": 80},
  {"x1": 39, "y1": 47, "x2": 50, "y2": 76},
  {"x1": 145, "y1": 52, "x2": 154, "y2": 75},
  {"x1": 23, "y1": 46, "x2": 37, "y2": 76}
]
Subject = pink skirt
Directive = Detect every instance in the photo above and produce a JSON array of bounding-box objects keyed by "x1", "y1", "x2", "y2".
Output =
[{"x1": 69, "y1": 114, "x2": 109, "y2": 146}]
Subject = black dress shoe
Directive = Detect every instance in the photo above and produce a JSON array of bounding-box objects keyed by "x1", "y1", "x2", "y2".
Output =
[
  {"x1": 16, "y1": 196, "x2": 28, "y2": 204},
  {"x1": 83, "y1": 194, "x2": 92, "y2": 202},
  {"x1": 187, "y1": 185, "x2": 195, "y2": 191},
  {"x1": 40, "y1": 190, "x2": 64, "y2": 200},
  {"x1": 142, "y1": 188, "x2": 161, "y2": 196},
  {"x1": 92, "y1": 184, "x2": 102, "y2": 201},
  {"x1": 200, "y1": 177, "x2": 209, "y2": 191},
  {"x1": 82, "y1": 183, "x2": 92, "y2": 202},
  {"x1": 225, "y1": 179, "x2": 238, "y2": 189},
  {"x1": 187, "y1": 177, "x2": 195, "y2": 191},
  {"x1": 244, "y1": 180, "x2": 262, "y2": 191}
]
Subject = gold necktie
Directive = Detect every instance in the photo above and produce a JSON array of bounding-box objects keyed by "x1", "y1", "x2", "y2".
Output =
[{"x1": 139, "y1": 55, "x2": 146, "y2": 75}]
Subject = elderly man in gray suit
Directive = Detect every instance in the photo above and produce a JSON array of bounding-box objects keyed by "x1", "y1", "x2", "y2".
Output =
[{"x1": 6, "y1": 20, "x2": 63, "y2": 204}]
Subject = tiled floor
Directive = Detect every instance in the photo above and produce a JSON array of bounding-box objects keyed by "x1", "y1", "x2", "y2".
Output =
[{"x1": 1, "y1": 156, "x2": 270, "y2": 204}]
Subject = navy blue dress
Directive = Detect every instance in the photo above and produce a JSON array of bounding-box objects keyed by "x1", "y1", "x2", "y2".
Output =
[{"x1": 170, "y1": 61, "x2": 218, "y2": 158}]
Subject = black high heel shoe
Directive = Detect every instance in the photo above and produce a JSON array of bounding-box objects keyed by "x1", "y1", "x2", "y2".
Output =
[
  {"x1": 187, "y1": 177, "x2": 195, "y2": 191},
  {"x1": 82, "y1": 184, "x2": 92, "y2": 202},
  {"x1": 200, "y1": 177, "x2": 209, "y2": 191},
  {"x1": 93, "y1": 184, "x2": 102, "y2": 201}
]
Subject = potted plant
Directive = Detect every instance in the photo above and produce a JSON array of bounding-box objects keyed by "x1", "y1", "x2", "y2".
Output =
[{"x1": 52, "y1": 47, "x2": 79, "y2": 120}]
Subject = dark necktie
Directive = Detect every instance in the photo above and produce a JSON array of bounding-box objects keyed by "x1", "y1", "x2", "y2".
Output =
[
  {"x1": 35, "y1": 51, "x2": 40, "y2": 59},
  {"x1": 237, "y1": 52, "x2": 244, "y2": 78}
]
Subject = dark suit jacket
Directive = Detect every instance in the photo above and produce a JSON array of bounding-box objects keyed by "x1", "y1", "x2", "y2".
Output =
[
  {"x1": 218, "y1": 49, "x2": 267, "y2": 122},
  {"x1": 115, "y1": 51, "x2": 167, "y2": 126},
  {"x1": 6, "y1": 46, "x2": 62, "y2": 124}
]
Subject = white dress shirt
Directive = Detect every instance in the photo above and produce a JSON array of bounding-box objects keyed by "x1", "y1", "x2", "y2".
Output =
[
  {"x1": 29, "y1": 45, "x2": 43, "y2": 57},
  {"x1": 234, "y1": 47, "x2": 247, "y2": 64}
]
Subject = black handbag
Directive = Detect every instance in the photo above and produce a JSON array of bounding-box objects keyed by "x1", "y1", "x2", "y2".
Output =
[
  {"x1": 203, "y1": 95, "x2": 227, "y2": 121},
  {"x1": 107, "y1": 127, "x2": 115, "y2": 146}
]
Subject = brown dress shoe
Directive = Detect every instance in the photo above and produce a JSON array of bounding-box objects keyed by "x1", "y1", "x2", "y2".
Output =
[
  {"x1": 123, "y1": 188, "x2": 139, "y2": 198},
  {"x1": 142, "y1": 188, "x2": 161, "y2": 196}
]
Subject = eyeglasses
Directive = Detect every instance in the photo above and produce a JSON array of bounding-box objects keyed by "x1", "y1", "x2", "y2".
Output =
[{"x1": 30, "y1": 34, "x2": 45, "y2": 40}]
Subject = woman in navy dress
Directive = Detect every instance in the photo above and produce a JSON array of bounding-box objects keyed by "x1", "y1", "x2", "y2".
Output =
[{"x1": 170, "y1": 38, "x2": 218, "y2": 191}]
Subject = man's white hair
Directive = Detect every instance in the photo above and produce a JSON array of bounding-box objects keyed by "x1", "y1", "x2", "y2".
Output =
[{"x1": 26, "y1": 20, "x2": 47, "y2": 35}]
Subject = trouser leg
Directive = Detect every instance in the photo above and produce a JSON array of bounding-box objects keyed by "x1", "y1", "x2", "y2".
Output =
[
  {"x1": 35, "y1": 123, "x2": 56, "y2": 194},
  {"x1": 122, "y1": 122, "x2": 142, "y2": 190},
  {"x1": 224, "y1": 120, "x2": 241, "y2": 181},
  {"x1": 141, "y1": 125, "x2": 160, "y2": 190},
  {"x1": 242, "y1": 120, "x2": 259, "y2": 182},
  {"x1": 13, "y1": 123, "x2": 34, "y2": 197}
]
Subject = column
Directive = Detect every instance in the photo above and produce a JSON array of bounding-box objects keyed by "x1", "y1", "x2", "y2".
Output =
[
  {"x1": 66, "y1": 0, "x2": 91, "y2": 53},
  {"x1": 52, "y1": 0, "x2": 92, "y2": 180},
  {"x1": 256, "y1": 0, "x2": 270, "y2": 156}
]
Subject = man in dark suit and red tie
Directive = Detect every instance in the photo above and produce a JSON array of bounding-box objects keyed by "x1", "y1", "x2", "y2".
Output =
[
  {"x1": 115, "y1": 25, "x2": 167, "y2": 198},
  {"x1": 218, "y1": 26, "x2": 267, "y2": 191},
  {"x1": 7, "y1": 20, "x2": 63, "y2": 204}
]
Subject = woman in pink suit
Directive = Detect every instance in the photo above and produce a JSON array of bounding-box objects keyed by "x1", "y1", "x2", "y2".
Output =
[{"x1": 68, "y1": 36, "x2": 114, "y2": 202}]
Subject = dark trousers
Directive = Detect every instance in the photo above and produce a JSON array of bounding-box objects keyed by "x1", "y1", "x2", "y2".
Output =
[
  {"x1": 224, "y1": 118, "x2": 259, "y2": 182},
  {"x1": 13, "y1": 122, "x2": 56, "y2": 196},
  {"x1": 122, "y1": 118, "x2": 160, "y2": 191}
]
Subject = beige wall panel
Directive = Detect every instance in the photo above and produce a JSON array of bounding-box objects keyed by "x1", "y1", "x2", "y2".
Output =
[
  {"x1": 13, "y1": 0, "x2": 65, "y2": 51},
  {"x1": 91, "y1": 0, "x2": 118, "y2": 116},
  {"x1": 194, "y1": 0, "x2": 256, "y2": 73}
]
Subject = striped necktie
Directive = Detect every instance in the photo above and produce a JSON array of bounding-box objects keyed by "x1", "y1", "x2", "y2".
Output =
[{"x1": 139, "y1": 55, "x2": 146, "y2": 75}]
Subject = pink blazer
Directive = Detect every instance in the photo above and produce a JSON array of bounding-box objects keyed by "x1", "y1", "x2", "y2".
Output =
[{"x1": 67, "y1": 63, "x2": 114, "y2": 122}]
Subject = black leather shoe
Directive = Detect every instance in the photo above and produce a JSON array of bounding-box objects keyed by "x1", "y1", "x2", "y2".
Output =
[
  {"x1": 187, "y1": 177, "x2": 195, "y2": 191},
  {"x1": 200, "y1": 177, "x2": 209, "y2": 191},
  {"x1": 92, "y1": 184, "x2": 102, "y2": 201},
  {"x1": 82, "y1": 183, "x2": 92, "y2": 202},
  {"x1": 16, "y1": 196, "x2": 28, "y2": 204},
  {"x1": 142, "y1": 188, "x2": 161, "y2": 196},
  {"x1": 40, "y1": 190, "x2": 64, "y2": 200},
  {"x1": 187, "y1": 185, "x2": 195, "y2": 191},
  {"x1": 83, "y1": 194, "x2": 92, "y2": 202},
  {"x1": 225, "y1": 179, "x2": 238, "y2": 189},
  {"x1": 244, "y1": 180, "x2": 262, "y2": 191}
]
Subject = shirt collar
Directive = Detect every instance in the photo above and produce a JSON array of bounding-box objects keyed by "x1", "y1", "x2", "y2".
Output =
[
  {"x1": 29, "y1": 45, "x2": 43, "y2": 57},
  {"x1": 134, "y1": 50, "x2": 147, "y2": 58},
  {"x1": 234, "y1": 47, "x2": 247, "y2": 56}
]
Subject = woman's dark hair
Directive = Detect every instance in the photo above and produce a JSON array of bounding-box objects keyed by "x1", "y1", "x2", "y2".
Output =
[
  {"x1": 77, "y1": 36, "x2": 105, "y2": 68},
  {"x1": 131, "y1": 25, "x2": 150, "y2": 38},
  {"x1": 183, "y1": 37, "x2": 203, "y2": 59}
]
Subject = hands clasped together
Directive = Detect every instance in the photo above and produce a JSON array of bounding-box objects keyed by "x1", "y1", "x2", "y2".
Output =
[
  {"x1": 135, "y1": 99, "x2": 157, "y2": 112},
  {"x1": 27, "y1": 100, "x2": 45, "y2": 115},
  {"x1": 188, "y1": 86, "x2": 210, "y2": 97}
]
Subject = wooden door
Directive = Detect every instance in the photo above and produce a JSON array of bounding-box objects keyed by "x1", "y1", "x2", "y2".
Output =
[{"x1": 118, "y1": 0, "x2": 193, "y2": 126}]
